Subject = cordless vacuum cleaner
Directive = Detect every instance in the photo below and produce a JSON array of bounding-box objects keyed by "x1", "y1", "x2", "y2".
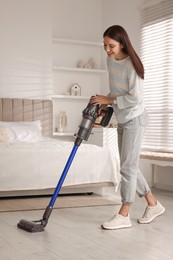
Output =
[{"x1": 17, "y1": 99, "x2": 113, "y2": 233}]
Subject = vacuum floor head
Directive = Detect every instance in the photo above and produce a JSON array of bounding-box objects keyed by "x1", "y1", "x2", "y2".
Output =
[{"x1": 17, "y1": 219, "x2": 45, "y2": 233}]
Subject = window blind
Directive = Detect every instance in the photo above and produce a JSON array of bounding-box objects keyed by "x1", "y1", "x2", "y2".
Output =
[{"x1": 140, "y1": 0, "x2": 173, "y2": 152}]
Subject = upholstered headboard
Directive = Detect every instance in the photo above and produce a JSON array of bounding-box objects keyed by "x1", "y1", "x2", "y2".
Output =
[{"x1": 0, "y1": 98, "x2": 53, "y2": 137}]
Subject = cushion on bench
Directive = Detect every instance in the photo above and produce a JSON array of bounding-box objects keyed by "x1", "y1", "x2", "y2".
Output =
[{"x1": 140, "y1": 151, "x2": 173, "y2": 162}]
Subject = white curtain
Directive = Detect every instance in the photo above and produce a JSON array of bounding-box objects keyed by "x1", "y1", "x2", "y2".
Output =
[{"x1": 140, "y1": 0, "x2": 173, "y2": 153}]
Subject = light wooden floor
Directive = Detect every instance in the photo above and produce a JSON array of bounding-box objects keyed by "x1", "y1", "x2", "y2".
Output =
[{"x1": 0, "y1": 188, "x2": 172, "y2": 260}]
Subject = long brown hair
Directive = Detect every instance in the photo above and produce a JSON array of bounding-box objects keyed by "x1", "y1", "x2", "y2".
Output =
[{"x1": 103, "y1": 25, "x2": 144, "y2": 79}]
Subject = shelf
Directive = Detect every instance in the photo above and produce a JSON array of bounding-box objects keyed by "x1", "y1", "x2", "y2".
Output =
[
  {"x1": 52, "y1": 95, "x2": 89, "y2": 100},
  {"x1": 52, "y1": 37, "x2": 103, "y2": 47},
  {"x1": 52, "y1": 66, "x2": 106, "y2": 74},
  {"x1": 52, "y1": 36, "x2": 105, "y2": 140},
  {"x1": 53, "y1": 132, "x2": 75, "y2": 137}
]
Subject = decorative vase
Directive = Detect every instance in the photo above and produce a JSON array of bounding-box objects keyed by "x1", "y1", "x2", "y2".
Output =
[{"x1": 57, "y1": 111, "x2": 67, "y2": 133}]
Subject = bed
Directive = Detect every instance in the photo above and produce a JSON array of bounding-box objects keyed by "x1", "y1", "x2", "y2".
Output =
[{"x1": 0, "y1": 98, "x2": 120, "y2": 197}]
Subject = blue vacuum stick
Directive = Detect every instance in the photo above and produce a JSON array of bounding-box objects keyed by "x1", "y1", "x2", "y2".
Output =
[{"x1": 17, "y1": 100, "x2": 113, "y2": 232}]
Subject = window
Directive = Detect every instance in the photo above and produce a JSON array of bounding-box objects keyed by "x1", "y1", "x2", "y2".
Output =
[{"x1": 140, "y1": 0, "x2": 173, "y2": 152}]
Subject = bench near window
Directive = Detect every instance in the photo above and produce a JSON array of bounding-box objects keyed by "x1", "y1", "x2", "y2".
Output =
[{"x1": 140, "y1": 151, "x2": 173, "y2": 187}]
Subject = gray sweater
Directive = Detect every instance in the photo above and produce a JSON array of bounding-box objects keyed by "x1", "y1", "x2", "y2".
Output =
[{"x1": 107, "y1": 56, "x2": 145, "y2": 124}]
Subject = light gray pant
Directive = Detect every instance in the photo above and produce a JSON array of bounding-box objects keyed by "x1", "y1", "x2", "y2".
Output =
[{"x1": 117, "y1": 110, "x2": 151, "y2": 204}]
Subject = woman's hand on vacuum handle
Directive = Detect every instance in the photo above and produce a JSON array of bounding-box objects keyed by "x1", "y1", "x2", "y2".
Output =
[
  {"x1": 90, "y1": 94, "x2": 114, "y2": 105},
  {"x1": 90, "y1": 94, "x2": 114, "y2": 116}
]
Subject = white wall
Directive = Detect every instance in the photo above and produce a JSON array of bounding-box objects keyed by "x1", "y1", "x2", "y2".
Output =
[
  {"x1": 0, "y1": 0, "x2": 53, "y2": 98},
  {"x1": 52, "y1": 0, "x2": 103, "y2": 42},
  {"x1": 102, "y1": 0, "x2": 142, "y2": 53},
  {"x1": 100, "y1": 0, "x2": 143, "y2": 94}
]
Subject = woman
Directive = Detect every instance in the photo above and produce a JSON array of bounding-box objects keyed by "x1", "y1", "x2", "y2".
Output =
[{"x1": 90, "y1": 25, "x2": 165, "y2": 230}]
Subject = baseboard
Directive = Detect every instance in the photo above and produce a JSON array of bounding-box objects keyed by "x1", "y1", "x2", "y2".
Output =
[
  {"x1": 151, "y1": 182, "x2": 173, "y2": 192},
  {"x1": 0, "y1": 183, "x2": 117, "y2": 198}
]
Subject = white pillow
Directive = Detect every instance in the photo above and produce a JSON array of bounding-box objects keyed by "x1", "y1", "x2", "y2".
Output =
[
  {"x1": 0, "y1": 121, "x2": 43, "y2": 142},
  {"x1": 0, "y1": 120, "x2": 42, "y2": 130}
]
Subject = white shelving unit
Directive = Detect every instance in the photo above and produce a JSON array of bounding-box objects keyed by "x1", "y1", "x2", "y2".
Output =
[
  {"x1": 52, "y1": 37, "x2": 103, "y2": 47},
  {"x1": 52, "y1": 66, "x2": 105, "y2": 74},
  {"x1": 52, "y1": 37, "x2": 106, "y2": 143},
  {"x1": 52, "y1": 95, "x2": 89, "y2": 100}
]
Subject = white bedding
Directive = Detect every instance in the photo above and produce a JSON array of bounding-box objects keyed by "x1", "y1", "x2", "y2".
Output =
[{"x1": 0, "y1": 138, "x2": 120, "y2": 192}]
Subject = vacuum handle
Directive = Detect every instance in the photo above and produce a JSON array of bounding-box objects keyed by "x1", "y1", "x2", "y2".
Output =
[{"x1": 95, "y1": 106, "x2": 114, "y2": 127}]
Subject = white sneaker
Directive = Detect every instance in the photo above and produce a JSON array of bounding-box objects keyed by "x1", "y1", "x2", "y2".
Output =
[
  {"x1": 138, "y1": 201, "x2": 165, "y2": 224},
  {"x1": 101, "y1": 213, "x2": 132, "y2": 230}
]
